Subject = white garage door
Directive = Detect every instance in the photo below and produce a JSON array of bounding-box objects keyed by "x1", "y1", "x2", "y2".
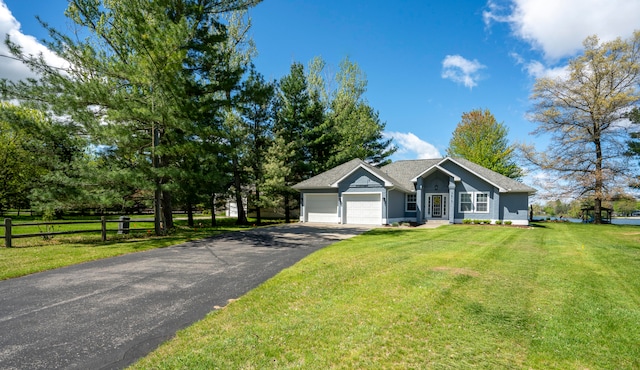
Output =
[
  {"x1": 305, "y1": 194, "x2": 338, "y2": 223},
  {"x1": 343, "y1": 193, "x2": 382, "y2": 225}
]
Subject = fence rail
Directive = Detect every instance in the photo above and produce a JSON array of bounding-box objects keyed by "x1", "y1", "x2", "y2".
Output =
[{"x1": 1, "y1": 217, "x2": 155, "y2": 248}]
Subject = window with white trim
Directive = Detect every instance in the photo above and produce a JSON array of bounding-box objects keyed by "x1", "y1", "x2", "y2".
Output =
[
  {"x1": 460, "y1": 193, "x2": 473, "y2": 212},
  {"x1": 443, "y1": 196, "x2": 447, "y2": 216},
  {"x1": 459, "y1": 192, "x2": 490, "y2": 213},
  {"x1": 476, "y1": 193, "x2": 488, "y2": 212},
  {"x1": 406, "y1": 193, "x2": 417, "y2": 211}
]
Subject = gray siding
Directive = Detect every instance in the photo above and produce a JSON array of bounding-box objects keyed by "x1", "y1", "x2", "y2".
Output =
[
  {"x1": 422, "y1": 172, "x2": 449, "y2": 195},
  {"x1": 338, "y1": 168, "x2": 385, "y2": 193},
  {"x1": 439, "y1": 161, "x2": 500, "y2": 221},
  {"x1": 387, "y1": 189, "x2": 407, "y2": 219},
  {"x1": 337, "y1": 168, "x2": 387, "y2": 223},
  {"x1": 500, "y1": 193, "x2": 529, "y2": 221}
]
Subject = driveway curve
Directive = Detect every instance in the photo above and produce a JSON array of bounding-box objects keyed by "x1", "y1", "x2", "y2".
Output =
[{"x1": 0, "y1": 223, "x2": 371, "y2": 370}]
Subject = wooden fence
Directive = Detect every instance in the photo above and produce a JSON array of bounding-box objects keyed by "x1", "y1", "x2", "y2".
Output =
[{"x1": 1, "y1": 217, "x2": 154, "y2": 248}]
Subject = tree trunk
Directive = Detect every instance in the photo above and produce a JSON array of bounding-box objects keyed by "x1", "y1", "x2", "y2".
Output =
[
  {"x1": 154, "y1": 186, "x2": 163, "y2": 235},
  {"x1": 284, "y1": 193, "x2": 290, "y2": 223},
  {"x1": 594, "y1": 136, "x2": 604, "y2": 224},
  {"x1": 186, "y1": 200, "x2": 194, "y2": 228},
  {"x1": 233, "y1": 157, "x2": 248, "y2": 225},
  {"x1": 594, "y1": 198, "x2": 603, "y2": 225},
  {"x1": 255, "y1": 187, "x2": 261, "y2": 225},
  {"x1": 210, "y1": 194, "x2": 217, "y2": 227},
  {"x1": 162, "y1": 190, "x2": 174, "y2": 230}
]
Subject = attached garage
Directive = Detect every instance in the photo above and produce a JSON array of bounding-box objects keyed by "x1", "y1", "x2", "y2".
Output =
[
  {"x1": 343, "y1": 193, "x2": 382, "y2": 225},
  {"x1": 304, "y1": 193, "x2": 338, "y2": 223}
]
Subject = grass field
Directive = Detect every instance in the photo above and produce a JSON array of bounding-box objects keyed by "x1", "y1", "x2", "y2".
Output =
[
  {"x1": 129, "y1": 222, "x2": 640, "y2": 369},
  {"x1": 0, "y1": 217, "x2": 256, "y2": 280}
]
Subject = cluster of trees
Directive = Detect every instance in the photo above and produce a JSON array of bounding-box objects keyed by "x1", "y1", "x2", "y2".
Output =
[
  {"x1": 0, "y1": 0, "x2": 394, "y2": 232},
  {"x1": 535, "y1": 194, "x2": 640, "y2": 219}
]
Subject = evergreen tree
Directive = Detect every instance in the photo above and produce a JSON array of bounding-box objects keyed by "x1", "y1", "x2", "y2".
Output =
[
  {"x1": 238, "y1": 67, "x2": 276, "y2": 224},
  {"x1": 1, "y1": 0, "x2": 261, "y2": 232},
  {"x1": 265, "y1": 62, "x2": 312, "y2": 222}
]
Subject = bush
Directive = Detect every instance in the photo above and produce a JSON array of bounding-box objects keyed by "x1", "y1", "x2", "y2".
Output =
[
  {"x1": 391, "y1": 222, "x2": 399, "y2": 227},
  {"x1": 473, "y1": 219, "x2": 481, "y2": 224},
  {"x1": 463, "y1": 219, "x2": 472, "y2": 224},
  {"x1": 504, "y1": 220, "x2": 513, "y2": 225},
  {"x1": 495, "y1": 220, "x2": 502, "y2": 225}
]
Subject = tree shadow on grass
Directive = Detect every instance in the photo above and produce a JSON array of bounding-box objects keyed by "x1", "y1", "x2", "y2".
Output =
[{"x1": 528, "y1": 222, "x2": 549, "y2": 229}]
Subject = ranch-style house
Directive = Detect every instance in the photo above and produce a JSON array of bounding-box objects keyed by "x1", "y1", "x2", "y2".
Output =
[{"x1": 292, "y1": 157, "x2": 536, "y2": 226}]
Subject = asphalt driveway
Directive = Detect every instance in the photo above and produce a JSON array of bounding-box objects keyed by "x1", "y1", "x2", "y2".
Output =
[{"x1": 0, "y1": 223, "x2": 371, "y2": 370}]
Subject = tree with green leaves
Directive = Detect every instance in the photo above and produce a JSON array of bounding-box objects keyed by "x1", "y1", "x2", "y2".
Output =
[
  {"x1": 0, "y1": 103, "x2": 42, "y2": 213},
  {"x1": 447, "y1": 108, "x2": 522, "y2": 179},
  {"x1": 0, "y1": 102, "x2": 98, "y2": 216},
  {"x1": 2, "y1": 0, "x2": 261, "y2": 232},
  {"x1": 611, "y1": 193, "x2": 639, "y2": 216},
  {"x1": 264, "y1": 62, "x2": 314, "y2": 222},
  {"x1": 305, "y1": 56, "x2": 396, "y2": 172},
  {"x1": 224, "y1": 14, "x2": 257, "y2": 225},
  {"x1": 238, "y1": 67, "x2": 276, "y2": 224},
  {"x1": 522, "y1": 32, "x2": 640, "y2": 224}
]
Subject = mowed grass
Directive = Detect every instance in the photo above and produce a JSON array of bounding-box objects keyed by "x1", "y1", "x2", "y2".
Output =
[
  {"x1": 0, "y1": 217, "x2": 253, "y2": 280},
  {"x1": 131, "y1": 223, "x2": 640, "y2": 369}
]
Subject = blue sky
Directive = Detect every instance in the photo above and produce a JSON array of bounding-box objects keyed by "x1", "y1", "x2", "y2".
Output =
[{"x1": 1, "y1": 0, "x2": 639, "y2": 165}]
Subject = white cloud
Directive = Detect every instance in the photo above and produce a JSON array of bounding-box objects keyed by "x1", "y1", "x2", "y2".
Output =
[
  {"x1": 510, "y1": 52, "x2": 569, "y2": 79},
  {"x1": 441, "y1": 55, "x2": 486, "y2": 89},
  {"x1": 384, "y1": 132, "x2": 441, "y2": 159},
  {"x1": 485, "y1": 0, "x2": 640, "y2": 60},
  {"x1": 0, "y1": 1, "x2": 67, "y2": 81},
  {"x1": 524, "y1": 60, "x2": 568, "y2": 80}
]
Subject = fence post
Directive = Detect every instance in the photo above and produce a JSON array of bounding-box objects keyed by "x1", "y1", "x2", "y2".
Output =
[
  {"x1": 118, "y1": 216, "x2": 130, "y2": 234},
  {"x1": 4, "y1": 218, "x2": 12, "y2": 248},
  {"x1": 101, "y1": 216, "x2": 107, "y2": 242}
]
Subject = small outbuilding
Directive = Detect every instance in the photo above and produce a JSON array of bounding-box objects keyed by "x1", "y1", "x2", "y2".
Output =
[
  {"x1": 292, "y1": 157, "x2": 536, "y2": 226},
  {"x1": 581, "y1": 206, "x2": 612, "y2": 224}
]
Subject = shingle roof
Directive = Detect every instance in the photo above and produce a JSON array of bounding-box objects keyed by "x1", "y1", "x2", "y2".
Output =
[
  {"x1": 292, "y1": 158, "x2": 412, "y2": 192},
  {"x1": 292, "y1": 158, "x2": 363, "y2": 190},
  {"x1": 446, "y1": 157, "x2": 536, "y2": 193},
  {"x1": 380, "y1": 159, "x2": 440, "y2": 191},
  {"x1": 292, "y1": 157, "x2": 537, "y2": 194}
]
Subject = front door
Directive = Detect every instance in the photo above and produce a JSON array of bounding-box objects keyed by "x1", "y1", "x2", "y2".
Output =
[{"x1": 432, "y1": 195, "x2": 442, "y2": 218}]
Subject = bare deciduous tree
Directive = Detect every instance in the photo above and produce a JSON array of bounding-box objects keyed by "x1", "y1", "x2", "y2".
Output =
[{"x1": 523, "y1": 31, "x2": 640, "y2": 223}]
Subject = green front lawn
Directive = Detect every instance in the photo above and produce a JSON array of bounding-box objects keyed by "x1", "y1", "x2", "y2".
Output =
[{"x1": 131, "y1": 223, "x2": 640, "y2": 369}]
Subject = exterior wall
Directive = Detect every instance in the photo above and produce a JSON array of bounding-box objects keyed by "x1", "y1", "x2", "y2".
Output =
[
  {"x1": 452, "y1": 183, "x2": 499, "y2": 222},
  {"x1": 499, "y1": 193, "x2": 530, "y2": 224},
  {"x1": 438, "y1": 161, "x2": 499, "y2": 222},
  {"x1": 387, "y1": 189, "x2": 407, "y2": 219},
  {"x1": 337, "y1": 168, "x2": 387, "y2": 224},
  {"x1": 386, "y1": 189, "x2": 416, "y2": 224},
  {"x1": 440, "y1": 160, "x2": 530, "y2": 224}
]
